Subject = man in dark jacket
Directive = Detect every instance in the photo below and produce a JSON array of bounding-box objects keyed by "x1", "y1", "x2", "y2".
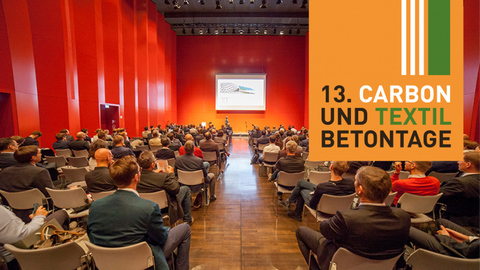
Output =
[{"x1": 52, "y1": 133, "x2": 70, "y2": 150}]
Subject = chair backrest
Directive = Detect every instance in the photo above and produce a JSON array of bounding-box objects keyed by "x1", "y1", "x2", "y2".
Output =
[
  {"x1": 384, "y1": 191, "x2": 398, "y2": 206},
  {"x1": 55, "y1": 149, "x2": 72, "y2": 158},
  {"x1": 86, "y1": 241, "x2": 154, "y2": 270},
  {"x1": 135, "y1": 145, "x2": 149, "y2": 151},
  {"x1": 397, "y1": 193, "x2": 443, "y2": 214},
  {"x1": 258, "y1": 143, "x2": 268, "y2": 151},
  {"x1": 72, "y1": 149, "x2": 89, "y2": 158},
  {"x1": 46, "y1": 188, "x2": 88, "y2": 209},
  {"x1": 309, "y1": 171, "x2": 331, "y2": 186},
  {"x1": 277, "y1": 171, "x2": 305, "y2": 188},
  {"x1": 177, "y1": 170, "x2": 204, "y2": 186},
  {"x1": 166, "y1": 158, "x2": 175, "y2": 168},
  {"x1": 302, "y1": 152, "x2": 309, "y2": 161},
  {"x1": 174, "y1": 151, "x2": 180, "y2": 158},
  {"x1": 263, "y1": 151, "x2": 279, "y2": 163},
  {"x1": 305, "y1": 160, "x2": 323, "y2": 169},
  {"x1": 68, "y1": 157, "x2": 89, "y2": 168},
  {"x1": 329, "y1": 247, "x2": 403, "y2": 270},
  {"x1": 91, "y1": 190, "x2": 116, "y2": 201},
  {"x1": 406, "y1": 248, "x2": 480, "y2": 270},
  {"x1": 45, "y1": 156, "x2": 67, "y2": 167},
  {"x1": 0, "y1": 189, "x2": 46, "y2": 210},
  {"x1": 386, "y1": 170, "x2": 395, "y2": 177},
  {"x1": 317, "y1": 193, "x2": 356, "y2": 215},
  {"x1": 399, "y1": 170, "x2": 410, "y2": 179},
  {"x1": 427, "y1": 171, "x2": 459, "y2": 184},
  {"x1": 149, "y1": 145, "x2": 162, "y2": 152},
  {"x1": 253, "y1": 138, "x2": 258, "y2": 145},
  {"x1": 216, "y1": 143, "x2": 225, "y2": 151},
  {"x1": 139, "y1": 190, "x2": 168, "y2": 209},
  {"x1": 62, "y1": 167, "x2": 88, "y2": 182},
  {"x1": 4, "y1": 242, "x2": 86, "y2": 270},
  {"x1": 203, "y1": 151, "x2": 217, "y2": 162}
]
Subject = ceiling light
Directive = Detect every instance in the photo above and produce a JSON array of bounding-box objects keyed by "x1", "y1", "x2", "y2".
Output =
[
  {"x1": 239, "y1": 29, "x2": 244, "y2": 34},
  {"x1": 199, "y1": 0, "x2": 205, "y2": 4},
  {"x1": 229, "y1": 0, "x2": 234, "y2": 3},
  {"x1": 182, "y1": 28, "x2": 186, "y2": 34},
  {"x1": 216, "y1": 0, "x2": 222, "y2": 9},
  {"x1": 173, "y1": 0, "x2": 180, "y2": 9},
  {"x1": 215, "y1": 29, "x2": 219, "y2": 34},
  {"x1": 255, "y1": 29, "x2": 260, "y2": 34},
  {"x1": 165, "y1": 0, "x2": 170, "y2": 4},
  {"x1": 264, "y1": 29, "x2": 267, "y2": 34},
  {"x1": 300, "y1": 0, "x2": 307, "y2": 8},
  {"x1": 191, "y1": 28, "x2": 195, "y2": 34},
  {"x1": 184, "y1": 0, "x2": 190, "y2": 4},
  {"x1": 260, "y1": 0, "x2": 266, "y2": 8},
  {"x1": 199, "y1": 29, "x2": 203, "y2": 34},
  {"x1": 280, "y1": 30, "x2": 284, "y2": 35},
  {"x1": 297, "y1": 28, "x2": 300, "y2": 34},
  {"x1": 239, "y1": 0, "x2": 244, "y2": 3},
  {"x1": 276, "y1": 0, "x2": 283, "y2": 3},
  {"x1": 250, "y1": 0, "x2": 254, "y2": 4},
  {"x1": 289, "y1": 29, "x2": 292, "y2": 35}
]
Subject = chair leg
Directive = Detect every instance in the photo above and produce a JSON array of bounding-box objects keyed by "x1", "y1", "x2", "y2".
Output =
[{"x1": 271, "y1": 187, "x2": 277, "y2": 217}]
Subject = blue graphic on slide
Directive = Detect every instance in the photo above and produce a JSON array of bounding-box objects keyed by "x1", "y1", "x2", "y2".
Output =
[{"x1": 220, "y1": 83, "x2": 255, "y2": 94}]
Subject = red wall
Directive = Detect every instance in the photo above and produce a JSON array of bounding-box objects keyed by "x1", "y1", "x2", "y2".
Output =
[
  {"x1": 176, "y1": 36, "x2": 306, "y2": 132},
  {"x1": 0, "y1": 0, "x2": 177, "y2": 148}
]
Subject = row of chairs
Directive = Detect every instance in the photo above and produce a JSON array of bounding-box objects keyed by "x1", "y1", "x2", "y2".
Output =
[{"x1": 50, "y1": 149, "x2": 89, "y2": 158}]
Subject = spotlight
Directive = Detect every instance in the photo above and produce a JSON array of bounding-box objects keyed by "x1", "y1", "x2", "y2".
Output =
[
  {"x1": 260, "y1": 0, "x2": 266, "y2": 8},
  {"x1": 289, "y1": 29, "x2": 292, "y2": 35},
  {"x1": 255, "y1": 28, "x2": 260, "y2": 34},
  {"x1": 191, "y1": 28, "x2": 195, "y2": 34},
  {"x1": 206, "y1": 28, "x2": 210, "y2": 33},
  {"x1": 199, "y1": 29, "x2": 204, "y2": 34},
  {"x1": 280, "y1": 30, "x2": 284, "y2": 35},
  {"x1": 229, "y1": 0, "x2": 234, "y2": 3},
  {"x1": 199, "y1": 0, "x2": 205, "y2": 4},
  {"x1": 297, "y1": 28, "x2": 300, "y2": 34},
  {"x1": 165, "y1": 0, "x2": 170, "y2": 4},
  {"x1": 300, "y1": 0, "x2": 307, "y2": 8},
  {"x1": 184, "y1": 0, "x2": 190, "y2": 4},
  {"x1": 264, "y1": 29, "x2": 267, "y2": 34},
  {"x1": 273, "y1": 28, "x2": 277, "y2": 34},
  {"x1": 182, "y1": 28, "x2": 186, "y2": 34},
  {"x1": 250, "y1": 0, "x2": 254, "y2": 3},
  {"x1": 239, "y1": 29, "x2": 244, "y2": 34},
  {"x1": 276, "y1": 0, "x2": 283, "y2": 3},
  {"x1": 216, "y1": 0, "x2": 222, "y2": 9},
  {"x1": 173, "y1": 0, "x2": 180, "y2": 9},
  {"x1": 215, "y1": 29, "x2": 219, "y2": 34},
  {"x1": 239, "y1": 0, "x2": 244, "y2": 3}
]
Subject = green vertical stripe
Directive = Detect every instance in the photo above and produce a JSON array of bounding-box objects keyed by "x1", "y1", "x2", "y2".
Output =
[{"x1": 428, "y1": 0, "x2": 450, "y2": 75}]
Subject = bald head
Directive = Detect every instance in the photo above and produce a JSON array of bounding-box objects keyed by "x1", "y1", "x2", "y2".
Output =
[
  {"x1": 185, "y1": 134, "x2": 194, "y2": 141},
  {"x1": 95, "y1": 148, "x2": 112, "y2": 167}
]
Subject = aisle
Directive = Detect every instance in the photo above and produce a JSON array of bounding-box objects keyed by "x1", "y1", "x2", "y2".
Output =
[{"x1": 189, "y1": 138, "x2": 310, "y2": 270}]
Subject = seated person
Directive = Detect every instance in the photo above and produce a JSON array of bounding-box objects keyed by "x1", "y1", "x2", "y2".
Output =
[
  {"x1": 0, "y1": 138, "x2": 19, "y2": 169},
  {"x1": 258, "y1": 136, "x2": 281, "y2": 165},
  {"x1": 69, "y1": 131, "x2": 90, "y2": 151},
  {"x1": 256, "y1": 130, "x2": 270, "y2": 147},
  {"x1": 391, "y1": 161, "x2": 440, "y2": 205},
  {"x1": 167, "y1": 132, "x2": 181, "y2": 152},
  {"x1": 281, "y1": 161, "x2": 355, "y2": 222},
  {"x1": 22, "y1": 131, "x2": 42, "y2": 146},
  {"x1": 199, "y1": 132, "x2": 220, "y2": 167},
  {"x1": 155, "y1": 137, "x2": 176, "y2": 160},
  {"x1": 409, "y1": 218, "x2": 479, "y2": 258},
  {"x1": 0, "y1": 205, "x2": 69, "y2": 270},
  {"x1": 425, "y1": 161, "x2": 459, "y2": 176},
  {"x1": 296, "y1": 166, "x2": 411, "y2": 270},
  {"x1": 85, "y1": 148, "x2": 116, "y2": 194},
  {"x1": 277, "y1": 137, "x2": 302, "y2": 159},
  {"x1": 179, "y1": 134, "x2": 210, "y2": 172},
  {"x1": 137, "y1": 152, "x2": 193, "y2": 225},
  {"x1": 111, "y1": 135, "x2": 135, "y2": 160},
  {"x1": 270, "y1": 140, "x2": 304, "y2": 182},
  {"x1": 87, "y1": 156, "x2": 191, "y2": 270},
  {"x1": 149, "y1": 130, "x2": 162, "y2": 147},
  {"x1": 52, "y1": 133, "x2": 70, "y2": 150},
  {"x1": 438, "y1": 151, "x2": 480, "y2": 228},
  {"x1": 214, "y1": 130, "x2": 230, "y2": 157},
  {"x1": 175, "y1": 141, "x2": 216, "y2": 203}
]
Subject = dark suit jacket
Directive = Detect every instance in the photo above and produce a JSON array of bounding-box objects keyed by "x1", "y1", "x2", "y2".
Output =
[
  {"x1": 175, "y1": 153, "x2": 210, "y2": 183},
  {"x1": 318, "y1": 205, "x2": 411, "y2": 270},
  {"x1": 66, "y1": 135, "x2": 75, "y2": 142},
  {"x1": 168, "y1": 144, "x2": 180, "y2": 152},
  {"x1": 438, "y1": 174, "x2": 480, "y2": 227},
  {"x1": 308, "y1": 178, "x2": 355, "y2": 209},
  {"x1": 275, "y1": 156, "x2": 304, "y2": 173},
  {"x1": 22, "y1": 137, "x2": 39, "y2": 146},
  {"x1": 85, "y1": 167, "x2": 117, "y2": 194},
  {"x1": 175, "y1": 133, "x2": 185, "y2": 144},
  {"x1": 0, "y1": 152, "x2": 17, "y2": 169},
  {"x1": 155, "y1": 148, "x2": 176, "y2": 160},
  {"x1": 138, "y1": 170, "x2": 183, "y2": 223},
  {"x1": 111, "y1": 146, "x2": 135, "y2": 160},
  {"x1": 425, "y1": 161, "x2": 459, "y2": 175},
  {"x1": 257, "y1": 136, "x2": 270, "y2": 147},
  {"x1": 277, "y1": 149, "x2": 302, "y2": 159},
  {"x1": 0, "y1": 163, "x2": 54, "y2": 197},
  {"x1": 199, "y1": 140, "x2": 220, "y2": 166},
  {"x1": 69, "y1": 139, "x2": 90, "y2": 151},
  {"x1": 52, "y1": 140, "x2": 70, "y2": 150},
  {"x1": 87, "y1": 190, "x2": 170, "y2": 270}
]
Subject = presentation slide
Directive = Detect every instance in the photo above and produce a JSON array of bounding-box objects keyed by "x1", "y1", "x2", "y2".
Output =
[{"x1": 215, "y1": 74, "x2": 266, "y2": 111}]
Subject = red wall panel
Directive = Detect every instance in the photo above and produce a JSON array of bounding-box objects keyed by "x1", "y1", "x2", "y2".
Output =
[{"x1": 176, "y1": 36, "x2": 306, "y2": 130}]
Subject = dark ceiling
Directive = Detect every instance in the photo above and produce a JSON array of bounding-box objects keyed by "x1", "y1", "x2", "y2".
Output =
[{"x1": 151, "y1": 0, "x2": 309, "y2": 36}]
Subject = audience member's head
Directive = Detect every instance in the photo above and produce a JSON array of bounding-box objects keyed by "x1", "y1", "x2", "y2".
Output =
[
  {"x1": 97, "y1": 131, "x2": 106, "y2": 141},
  {"x1": 95, "y1": 148, "x2": 112, "y2": 166},
  {"x1": 138, "y1": 151, "x2": 155, "y2": 170},
  {"x1": 166, "y1": 132, "x2": 175, "y2": 142},
  {"x1": 261, "y1": 130, "x2": 266, "y2": 136},
  {"x1": 113, "y1": 135, "x2": 124, "y2": 146},
  {"x1": 76, "y1": 132, "x2": 86, "y2": 140},
  {"x1": 152, "y1": 130, "x2": 159, "y2": 138},
  {"x1": 104, "y1": 129, "x2": 109, "y2": 135},
  {"x1": 81, "y1": 128, "x2": 88, "y2": 135},
  {"x1": 218, "y1": 130, "x2": 224, "y2": 137},
  {"x1": 161, "y1": 137, "x2": 170, "y2": 147},
  {"x1": 90, "y1": 140, "x2": 108, "y2": 158},
  {"x1": 184, "y1": 141, "x2": 195, "y2": 154},
  {"x1": 14, "y1": 146, "x2": 40, "y2": 164},
  {"x1": 60, "y1": 129, "x2": 69, "y2": 134},
  {"x1": 460, "y1": 151, "x2": 480, "y2": 173},
  {"x1": 31, "y1": 131, "x2": 43, "y2": 138},
  {"x1": 55, "y1": 133, "x2": 66, "y2": 141},
  {"x1": 0, "y1": 138, "x2": 18, "y2": 152},
  {"x1": 109, "y1": 156, "x2": 139, "y2": 188},
  {"x1": 464, "y1": 140, "x2": 479, "y2": 150},
  {"x1": 205, "y1": 132, "x2": 212, "y2": 140},
  {"x1": 185, "y1": 134, "x2": 194, "y2": 142},
  {"x1": 405, "y1": 161, "x2": 432, "y2": 174},
  {"x1": 292, "y1": 135, "x2": 301, "y2": 146},
  {"x1": 286, "y1": 140, "x2": 297, "y2": 155},
  {"x1": 331, "y1": 161, "x2": 350, "y2": 176},
  {"x1": 463, "y1": 134, "x2": 470, "y2": 140},
  {"x1": 269, "y1": 136, "x2": 276, "y2": 144},
  {"x1": 355, "y1": 166, "x2": 392, "y2": 203},
  {"x1": 10, "y1": 136, "x2": 25, "y2": 146}
]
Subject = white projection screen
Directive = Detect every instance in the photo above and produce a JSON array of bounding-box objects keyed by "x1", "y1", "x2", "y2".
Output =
[{"x1": 215, "y1": 74, "x2": 266, "y2": 111}]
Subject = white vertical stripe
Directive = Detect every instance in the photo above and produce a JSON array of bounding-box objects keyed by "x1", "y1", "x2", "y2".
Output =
[
  {"x1": 419, "y1": 0, "x2": 424, "y2": 75},
  {"x1": 410, "y1": 0, "x2": 416, "y2": 75},
  {"x1": 401, "y1": 0, "x2": 407, "y2": 75}
]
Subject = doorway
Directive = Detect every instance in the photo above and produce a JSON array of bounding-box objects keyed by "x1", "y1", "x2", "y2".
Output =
[
  {"x1": 100, "y1": 104, "x2": 119, "y2": 135},
  {"x1": 0, "y1": 93, "x2": 15, "y2": 137}
]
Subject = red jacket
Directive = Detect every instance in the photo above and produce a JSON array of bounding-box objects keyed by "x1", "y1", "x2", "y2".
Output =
[
  {"x1": 179, "y1": 146, "x2": 203, "y2": 159},
  {"x1": 391, "y1": 173, "x2": 440, "y2": 205}
]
